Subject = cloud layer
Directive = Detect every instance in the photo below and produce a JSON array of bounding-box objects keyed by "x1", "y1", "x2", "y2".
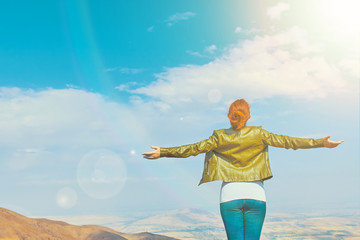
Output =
[
  {"x1": 267, "y1": 2, "x2": 290, "y2": 20},
  {"x1": 165, "y1": 12, "x2": 196, "y2": 26},
  {"x1": 132, "y1": 27, "x2": 356, "y2": 110},
  {"x1": 0, "y1": 88, "x2": 148, "y2": 171}
]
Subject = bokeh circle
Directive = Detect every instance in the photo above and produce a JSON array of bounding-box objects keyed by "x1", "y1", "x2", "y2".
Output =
[
  {"x1": 77, "y1": 149, "x2": 127, "y2": 199},
  {"x1": 56, "y1": 187, "x2": 77, "y2": 209},
  {"x1": 208, "y1": 88, "x2": 222, "y2": 103}
]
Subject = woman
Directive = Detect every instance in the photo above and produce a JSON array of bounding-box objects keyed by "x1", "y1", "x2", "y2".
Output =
[{"x1": 142, "y1": 99, "x2": 343, "y2": 240}]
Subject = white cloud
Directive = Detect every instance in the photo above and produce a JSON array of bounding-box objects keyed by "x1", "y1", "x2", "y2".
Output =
[
  {"x1": 204, "y1": 45, "x2": 217, "y2": 54},
  {"x1": 165, "y1": 12, "x2": 196, "y2": 26},
  {"x1": 132, "y1": 27, "x2": 356, "y2": 108},
  {"x1": 115, "y1": 81, "x2": 139, "y2": 92},
  {"x1": 235, "y1": 27, "x2": 263, "y2": 35},
  {"x1": 66, "y1": 84, "x2": 80, "y2": 89},
  {"x1": 0, "y1": 87, "x2": 148, "y2": 154},
  {"x1": 338, "y1": 59, "x2": 360, "y2": 78},
  {"x1": 186, "y1": 45, "x2": 217, "y2": 58},
  {"x1": 7, "y1": 148, "x2": 47, "y2": 170},
  {"x1": 247, "y1": 28, "x2": 263, "y2": 35},
  {"x1": 153, "y1": 101, "x2": 172, "y2": 112},
  {"x1": 0, "y1": 87, "x2": 170, "y2": 181},
  {"x1": 115, "y1": 84, "x2": 127, "y2": 91},
  {"x1": 267, "y1": 2, "x2": 290, "y2": 20},
  {"x1": 105, "y1": 67, "x2": 143, "y2": 74},
  {"x1": 235, "y1": 27, "x2": 243, "y2": 33},
  {"x1": 186, "y1": 50, "x2": 203, "y2": 57}
]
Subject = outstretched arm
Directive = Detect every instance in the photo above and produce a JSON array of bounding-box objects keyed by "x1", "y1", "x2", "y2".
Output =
[
  {"x1": 260, "y1": 128, "x2": 344, "y2": 149},
  {"x1": 142, "y1": 131, "x2": 219, "y2": 159}
]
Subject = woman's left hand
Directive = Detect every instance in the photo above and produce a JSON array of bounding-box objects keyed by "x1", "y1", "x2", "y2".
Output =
[
  {"x1": 323, "y1": 136, "x2": 344, "y2": 148},
  {"x1": 142, "y1": 146, "x2": 160, "y2": 159}
]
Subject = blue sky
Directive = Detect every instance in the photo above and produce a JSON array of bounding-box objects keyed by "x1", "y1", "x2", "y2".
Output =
[{"x1": 0, "y1": 0, "x2": 359, "y2": 218}]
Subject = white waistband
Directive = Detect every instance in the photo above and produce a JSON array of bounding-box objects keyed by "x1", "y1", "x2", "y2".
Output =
[{"x1": 220, "y1": 181, "x2": 266, "y2": 203}]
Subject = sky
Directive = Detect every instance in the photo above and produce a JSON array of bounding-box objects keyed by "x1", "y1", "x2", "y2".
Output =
[{"x1": 0, "y1": 0, "x2": 359, "y2": 218}]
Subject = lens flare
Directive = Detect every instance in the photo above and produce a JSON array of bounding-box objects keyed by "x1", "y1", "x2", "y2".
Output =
[
  {"x1": 77, "y1": 149, "x2": 127, "y2": 199},
  {"x1": 208, "y1": 88, "x2": 222, "y2": 103},
  {"x1": 56, "y1": 187, "x2": 77, "y2": 209},
  {"x1": 316, "y1": 0, "x2": 360, "y2": 39}
]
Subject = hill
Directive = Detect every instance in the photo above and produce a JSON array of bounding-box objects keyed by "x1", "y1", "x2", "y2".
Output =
[
  {"x1": 115, "y1": 208, "x2": 225, "y2": 239},
  {"x1": 0, "y1": 207, "x2": 178, "y2": 240}
]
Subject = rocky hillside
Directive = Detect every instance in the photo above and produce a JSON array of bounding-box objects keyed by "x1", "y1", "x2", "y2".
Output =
[{"x1": 0, "y1": 207, "x2": 178, "y2": 240}]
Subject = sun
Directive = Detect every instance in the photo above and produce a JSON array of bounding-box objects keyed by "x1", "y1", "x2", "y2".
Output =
[{"x1": 315, "y1": 0, "x2": 360, "y2": 39}]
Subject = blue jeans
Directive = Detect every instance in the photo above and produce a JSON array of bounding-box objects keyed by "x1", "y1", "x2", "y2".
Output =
[{"x1": 220, "y1": 199, "x2": 266, "y2": 240}]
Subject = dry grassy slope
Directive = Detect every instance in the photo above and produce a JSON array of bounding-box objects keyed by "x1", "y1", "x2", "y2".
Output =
[{"x1": 0, "y1": 207, "x2": 178, "y2": 240}]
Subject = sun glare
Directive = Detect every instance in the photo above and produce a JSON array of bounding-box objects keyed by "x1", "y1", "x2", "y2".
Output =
[{"x1": 316, "y1": 0, "x2": 360, "y2": 39}]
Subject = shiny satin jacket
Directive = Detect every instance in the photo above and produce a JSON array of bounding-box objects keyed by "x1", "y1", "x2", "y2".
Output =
[{"x1": 160, "y1": 126, "x2": 324, "y2": 185}]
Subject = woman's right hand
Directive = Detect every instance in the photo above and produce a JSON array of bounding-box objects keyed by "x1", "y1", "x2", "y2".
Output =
[
  {"x1": 323, "y1": 136, "x2": 344, "y2": 148},
  {"x1": 142, "y1": 146, "x2": 161, "y2": 159}
]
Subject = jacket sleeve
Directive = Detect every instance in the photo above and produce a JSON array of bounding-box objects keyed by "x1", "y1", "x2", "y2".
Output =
[
  {"x1": 160, "y1": 131, "x2": 219, "y2": 158},
  {"x1": 260, "y1": 128, "x2": 324, "y2": 150}
]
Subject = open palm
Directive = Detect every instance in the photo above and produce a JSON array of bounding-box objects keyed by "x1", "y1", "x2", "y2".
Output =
[{"x1": 323, "y1": 136, "x2": 344, "y2": 148}]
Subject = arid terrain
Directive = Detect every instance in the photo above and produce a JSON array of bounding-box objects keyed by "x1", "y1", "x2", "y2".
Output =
[
  {"x1": 261, "y1": 212, "x2": 360, "y2": 240},
  {"x1": 0, "y1": 207, "x2": 177, "y2": 240},
  {"x1": 47, "y1": 208, "x2": 360, "y2": 240},
  {"x1": 1, "y1": 207, "x2": 359, "y2": 240},
  {"x1": 116, "y1": 209, "x2": 360, "y2": 240}
]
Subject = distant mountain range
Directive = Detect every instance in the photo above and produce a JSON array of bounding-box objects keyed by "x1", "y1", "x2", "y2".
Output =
[
  {"x1": 2, "y1": 206, "x2": 359, "y2": 240},
  {"x1": 0, "y1": 207, "x2": 178, "y2": 240},
  {"x1": 46, "y1": 208, "x2": 360, "y2": 240},
  {"x1": 114, "y1": 208, "x2": 226, "y2": 240}
]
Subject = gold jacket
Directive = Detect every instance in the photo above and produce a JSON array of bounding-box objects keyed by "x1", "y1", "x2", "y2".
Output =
[{"x1": 160, "y1": 126, "x2": 324, "y2": 185}]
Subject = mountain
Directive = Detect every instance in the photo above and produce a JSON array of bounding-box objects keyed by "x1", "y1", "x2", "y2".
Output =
[
  {"x1": 0, "y1": 207, "x2": 178, "y2": 240},
  {"x1": 111, "y1": 208, "x2": 360, "y2": 240},
  {"x1": 114, "y1": 208, "x2": 226, "y2": 240},
  {"x1": 11, "y1": 207, "x2": 359, "y2": 240}
]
